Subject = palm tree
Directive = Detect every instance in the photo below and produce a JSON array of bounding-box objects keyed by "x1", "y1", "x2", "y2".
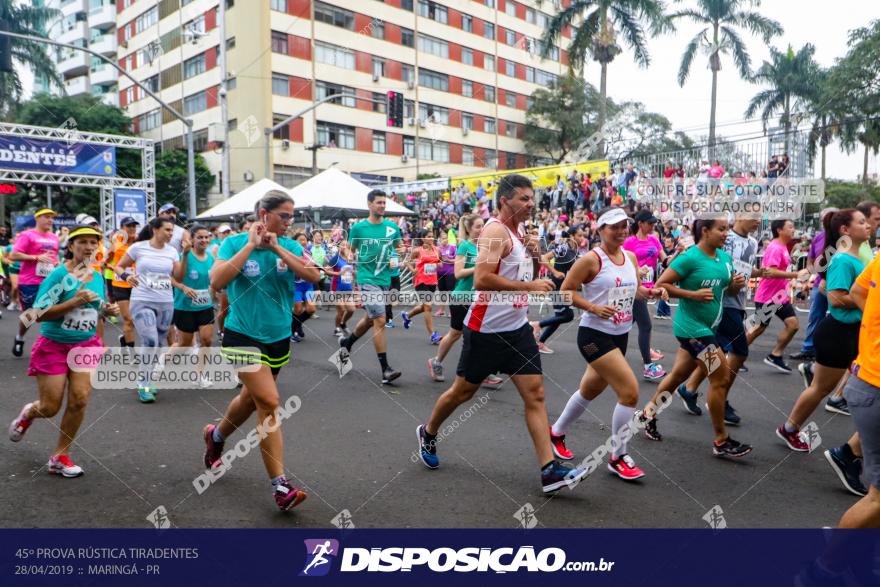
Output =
[
  {"x1": 805, "y1": 70, "x2": 841, "y2": 181},
  {"x1": 673, "y1": 0, "x2": 782, "y2": 153},
  {"x1": 539, "y1": 0, "x2": 669, "y2": 157},
  {"x1": 744, "y1": 44, "x2": 820, "y2": 155},
  {"x1": 0, "y1": 1, "x2": 61, "y2": 116}
]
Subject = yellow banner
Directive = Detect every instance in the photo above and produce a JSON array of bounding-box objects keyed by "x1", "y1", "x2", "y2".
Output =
[{"x1": 451, "y1": 160, "x2": 610, "y2": 193}]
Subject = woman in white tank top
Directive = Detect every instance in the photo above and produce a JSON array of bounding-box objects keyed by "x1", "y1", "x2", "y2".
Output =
[{"x1": 548, "y1": 207, "x2": 667, "y2": 482}]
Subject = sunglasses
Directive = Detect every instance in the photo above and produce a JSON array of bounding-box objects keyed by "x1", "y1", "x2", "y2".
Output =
[{"x1": 272, "y1": 211, "x2": 294, "y2": 222}]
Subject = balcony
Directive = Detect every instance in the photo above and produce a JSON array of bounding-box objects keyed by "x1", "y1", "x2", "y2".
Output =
[
  {"x1": 58, "y1": 21, "x2": 88, "y2": 45},
  {"x1": 60, "y1": 0, "x2": 87, "y2": 18},
  {"x1": 90, "y1": 64, "x2": 117, "y2": 86},
  {"x1": 88, "y1": 2, "x2": 115, "y2": 30},
  {"x1": 57, "y1": 51, "x2": 89, "y2": 76},
  {"x1": 89, "y1": 33, "x2": 116, "y2": 56},
  {"x1": 64, "y1": 75, "x2": 90, "y2": 96}
]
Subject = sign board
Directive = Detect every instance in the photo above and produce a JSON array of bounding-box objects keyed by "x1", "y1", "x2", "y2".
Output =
[
  {"x1": 0, "y1": 135, "x2": 116, "y2": 176},
  {"x1": 113, "y1": 189, "x2": 147, "y2": 230}
]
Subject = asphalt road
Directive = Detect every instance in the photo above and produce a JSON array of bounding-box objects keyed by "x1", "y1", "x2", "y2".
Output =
[{"x1": 0, "y1": 300, "x2": 861, "y2": 529}]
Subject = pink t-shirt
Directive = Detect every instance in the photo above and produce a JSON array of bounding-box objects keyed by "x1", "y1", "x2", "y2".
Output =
[
  {"x1": 708, "y1": 165, "x2": 725, "y2": 179},
  {"x1": 13, "y1": 229, "x2": 60, "y2": 286},
  {"x1": 754, "y1": 239, "x2": 791, "y2": 304},
  {"x1": 623, "y1": 234, "x2": 663, "y2": 288}
]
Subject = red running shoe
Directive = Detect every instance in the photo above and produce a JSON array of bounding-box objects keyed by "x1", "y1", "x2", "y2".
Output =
[
  {"x1": 274, "y1": 481, "x2": 308, "y2": 511},
  {"x1": 550, "y1": 428, "x2": 574, "y2": 460},
  {"x1": 776, "y1": 424, "x2": 809, "y2": 452},
  {"x1": 9, "y1": 402, "x2": 34, "y2": 442},
  {"x1": 608, "y1": 454, "x2": 645, "y2": 481},
  {"x1": 203, "y1": 424, "x2": 225, "y2": 469}
]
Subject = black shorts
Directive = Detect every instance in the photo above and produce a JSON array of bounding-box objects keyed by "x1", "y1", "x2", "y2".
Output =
[
  {"x1": 220, "y1": 328, "x2": 290, "y2": 376},
  {"x1": 450, "y1": 304, "x2": 469, "y2": 331},
  {"x1": 753, "y1": 301, "x2": 796, "y2": 326},
  {"x1": 677, "y1": 335, "x2": 720, "y2": 360},
  {"x1": 18, "y1": 284, "x2": 39, "y2": 310},
  {"x1": 457, "y1": 323, "x2": 541, "y2": 384},
  {"x1": 815, "y1": 316, "x2": 860, "y2": 370},
  {"x1": 415, "y1": 282, "x2": 436, "y2": 303},
  {"x1": 437, "y1": 273, "x2": 455, "y2": 292},
  {"x1": 577, "y1": 326, "x2": 629, "y2": 363},
  {"x1": 715, "y1": 307, "x2": 749, "y2": 358},
  {"x1": 172, "y1": 307, "x2": 215, "y2": 333},
  {"x1": 111, "y1": 285, "x2": 132, "y2": 302}
]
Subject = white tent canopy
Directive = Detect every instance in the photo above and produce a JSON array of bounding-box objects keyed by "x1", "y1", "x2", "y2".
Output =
[
  {"x1": 195, "y1": 178, "x2": 288, "y2": 220},
  {"x1": 291, "y1": 168, "x2": 415, "y2": 217}
]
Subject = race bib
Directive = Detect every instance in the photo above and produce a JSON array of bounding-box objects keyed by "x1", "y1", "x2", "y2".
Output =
[
  {"x1": 608, "y1": 285, "x2": 636, "y2": 324},
  {"x1": 424, "y1": 263, "x2": 437, "y2": 275},
  {"x1": 341, "y1": 270, "x2": 353, "y2": 285},
  {"x1": 733, "y1": 259, "x2": 752, "y2": 278},
  {"x1": 61, "y1": 307, "x2": 98, "y2": 333},
  {"x1": 191, "y1": 289, "x2": 211, "y2": 306},
  {"x1": 276, "y1": 258, "x2": 288, "y2": 273},
  {"x1": 143, "y1": 273, "x2": 171, "y2": 291},
  {"x1": 36, "y1": 262, "x2": 54, "y2": 277},
  {"x1": 389, "y1": 257, "x2": 399, "y2": 270},
  {"x1": 518, "y1": 256, "x2": 534, "y2": 282},
  {"x1": 640, "y1": 266, "x2": 655, "y2": 284}
]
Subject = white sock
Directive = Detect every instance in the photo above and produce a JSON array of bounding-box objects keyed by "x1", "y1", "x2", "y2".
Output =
[
  {"x1": 551, "y1": 392, "x2": 591, "y2": 436},
  {"x1": 611, "y1": 403, "x2": 636, "y2": 459}
]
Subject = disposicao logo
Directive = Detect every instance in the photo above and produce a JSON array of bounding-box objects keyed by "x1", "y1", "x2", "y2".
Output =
[{"x1": 300, "y1": 539, "x2": 339, "y2": 577}]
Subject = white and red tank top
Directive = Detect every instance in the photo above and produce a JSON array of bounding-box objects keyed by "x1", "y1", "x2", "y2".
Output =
[
  {"x1": 465, "y1": 219, "x2": 533, "y2": 333},
  {"x1": 578, "y1": 246, "x2": 639, "y2": 335}
]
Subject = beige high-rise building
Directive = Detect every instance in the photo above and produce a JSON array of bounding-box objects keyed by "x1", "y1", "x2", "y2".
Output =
[{"x1": 118, "y1": 0, "x2": 572, "y2": 206}]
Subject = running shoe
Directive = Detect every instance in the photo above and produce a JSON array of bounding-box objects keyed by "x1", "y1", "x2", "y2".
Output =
[
  {"x1": 608, "y1": 454, "x2": 645, "y2": 481},
  {"x1": 333, "y1": 327, "x2": 344, "y2": 337},
  {"x1": 203, "y1": 424, "x2": 224, "y2": 469},
  {"x1": 137, "y1": 386, "x2": 156, "y2": 403},
  {"x1": 341, "y1": 326, "x2": 352, "y2": 337},
  {"x1": 6, "y1": 302, "x2": 16, "y2": 310},
  {"x1": 381, "y1": 367, "x2": 401, "y2": 384},
  {"x1": 434, "y1": 309, "x2": 445, "y2": 317},
  {"x1": 385, "y1": 320, "x2": 395, "y2": 328},
  {"x1": 427, "y1": 357, "x2": 444, "y2": 382},
  {"x1": 430, "y1": 331, "x2": 441, "y2": 345},
  {"x1": 650, "y1": 348, "x2": 664, "y2": 361},
  {"x1": 401, "y1": 312, "x2": 412, "y2": 329},
  {"x1": 824, "y1": 396, "x2": 850, "y2": 416},
  {"x1": 823, "y1": 446, "x2": 867, "y2": 497},
  {"x1": 8, "y1": 402, "x2": 34, "y2": 442},
  {"x1": 724, "y1": 401, "x2": 741, "y2": 426},
  {"x1": 290, "y1": 333, "x2": 302, "y2": 343},
  {"x1": 712, "y1": 436, "x2": 753, "y2": 457},
  {"x1": 274, "y1": 481, "x2": 308, "y2": 511},
  {"x1": 643, "y1": 363, "x2": 666, "y2": 382},
  {"x1": 482, "y1": 374, "x2": 504, "y2": 388},
  {"x1": 12, "y1": 337, "x2": 23, "y2": 358},
  {"x1": 537, "y1": 342, "x2": 554, "y2": 354},
  {"x1": 798, "y1": 361, "x2": 814, "y2": 388},
  {"x1": 550, "y1": 428, "x2": 573, "y2": 460},
  {"x1": 198, "y1": 374, "x2": 213, "y2": 388},
  {"x1": 738, "y1": 365, "x2": 749, "y2": 373},
  {"x1": 789, "y1": 350, "x2": 815, "y2": 361},
  {"x1": 764, "y1": 354, "x2": 792, "y2": 373},
  {"x1": 48, "y1": 454, "x2": 84, "y2": 478},
  {"x1": 637, "y1": 411, "x2": 662, "y2": 441},
  {"x1": 541, "y1": 460, "x2": 590, "y2": 494},
  {"x1": 776, "y1": 425, "x2": 809, "y2": 452},
  {"x1": 677, "y1": 384, "x2": 702, "y2": 415},
  {"x1": 416, "y1": 424, "x2": 439, "y2": 469}
]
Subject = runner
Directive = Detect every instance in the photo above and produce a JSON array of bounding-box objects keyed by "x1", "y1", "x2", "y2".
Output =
[
  {"x1": 529, "y1": 227, "x2": 581, "y2": 354},
  {"x1": 291, "y1": 232, "x2": 316, "y2": 343},
  {"x1": 109, "y1": 217, "x2": 139, "y2": 351},
  {"x1": 548, "y1": 207, "x2": 668, "y2": 481},
  {"x1": 202, "y1": 190, "x2": 319, "y2": 511},
  {"x1": 415, "y1": 174, "x2": 590, "y2": 495},
  {"x1": 308, "y1": 230, "x2": 329, "y2": 315},
  {"x1": 10, "y1": 208, "x2": 60, "y2": 357},
  {"x1": 211, "y1": 224, "x2": 233, "y2": 340},
  {"x1": 636, "y1": 217, "x2": 753, "y2": 457},
  {"x1": 748, "y1": 218, "x2": 809, "y2": 373},
  {"x1": 402, "y1": 229, "x2": 441, "y2": 344},
  {"x1": 427, "y1": 214, "x2": 503, "y2": 387},
  {"x1": 323, "y1": 240, "x2": 355, "y2": 337},
  {"x1": 337, "y1": 189, "x2": 404, "y2": 384},
  {"x1": 676, "y1": 216, "x2": 762, "y2": 425},
  {"x1": 8, "y1": 225, "x2": 119, "y2": 477},
  {"x1": 114, "y1": 217, "x2": 184, "y2": 403},
  {"x1": 169, "y1": 224, "x2": 215, "y2": 388},
  {"x1": 157, "y1": 203, "x2": 191, "y2": 254},
  {"x1": 434, "y1": 231, "x2": 456, "y2": 318}
]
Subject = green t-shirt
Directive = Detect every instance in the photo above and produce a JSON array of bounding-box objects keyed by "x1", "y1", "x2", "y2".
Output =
[
  {"x1": 451, "y1": 240, "x2": 478, "y2": 303},
  {"x1": 35, "y1": 265, "x2": 106, "y2": 343},
  {"x1": 669, "y1": 246, "x2": 733, "y2": 339},
  {"x1": 218, "y1": 233, "x2": 304, "y2": 343},
  {"x1": 826, "y1": 252, "x2": 865, "y2": 324},
  {"x1": 173, "y1": 250, "x2": 215, "y2": 311},
  {"x1": 348, "y1": 219, "x2": 401, "y2": 287}
]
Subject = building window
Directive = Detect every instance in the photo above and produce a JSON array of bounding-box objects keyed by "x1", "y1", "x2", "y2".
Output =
[
  {"x1": 418, "y1": 1, "x2": 448, "y2": 24},
  {"x1": 270, "y1": 0, "x2": 286, "y2": 11},
  {"x1": 372, "y1": 92, "x2": 387, "y2": 113},
  {"x1": 485, "y1": 149, "x2": 497, "y2": 168},
  {"x1": 186, "y1": 14, "x2": 205, "y2": 35},
  {"x1": 462, "y1": 113, "x2": 474, "y2": 130},
  {"x1": 271, "y1": 31, "x2": 288, "y2": 53},
  {"x1": 461, "y1": 48, "x2": 473, "y2": 66},
  {"x1": 526, "y1": 7, "x2": 536, "y2": 24},
  {"x1": 484, "y1": 86, "x2": 495, "y2": 103},
  {"x1": 525, "y1": 66, "x2": 535, "y2": 83},
  {"x1": 193, "y1": 128, "x2": 209, "y2": 152},
  {"x1": 506, "y1": 29, "x2": 516, "y2": 46},
  {"x1": 505, "y1": 59, "x2": 515, "y2": 77},
  {"x1": 507, "y1": 152, "x2": 516, "y2": 169},
  {"x1": 462, "y1": 146, "x2": 474, "y2": 166},
  {"x1": 505, "y1": 92, "x2": 517, "y2": 108},
  {"x1": 403, "y1": 136, "x2": 415, "y2": 157},
  {"x1": 372, "y1": 131, "x2": 386, "y2": 154},
  {"x1": 371, "y1": 18, "x2": 385, "y2": 39},
  {"x1": 315, "y1": 41, "x2": 355, "y2": 69},
  {"x1": 135, "y1": 6, "x2": 158, "y2": 34},
  {"x1": 125, "y1": 86, "x2": 135, "y2": 104},
  {"x1": 419, "y1": 103, "x2": 449, "y2": 125},
  {"x1": 316, "y1": 81, "x2": 356, "y2": 107},
  {"x1": 418, "y1": 34, "x2": 448, "y2": 59},
  {"x1": 316, "y1": 121, "x2": 355, "y2": 149},
  {"x1": 183, "y1": 91, "x2": 208, "y2": 115},
  {"x1": 144, "y1": 74, "x2": 159, "y2": 93},
  {"x1": 183, "y1": 53, "x2": 206, "y2": 79},
  {"x1": 272, "y1": 73, "x2": 289, "y2": 96},
  {"x1": 404, "y1": 99, "x2": 415, "y2": 118},
  {"x1": 372, "y1": 57, "x2": 385, "y2": 78},
  {"x1": 314, "y1": 1, "x2": 355, "y2": 30},
  {"x1": 400, "y1": 0, "x2": 414, "y2": 10},
  {"x1": 462, "y1": 14, "x2": 473, "y2": 33},
  {"x1": 536, "y1": 69, "x2": 557, "y2": 86},
  {"x1": 462, "y1": 80, "x2": 473, "y2": 97},
  {"x1": 484, "y1": 55, "x2": 495, "y2": 72},
  {"x1": 483, "y1": 22, "x2": 494, "y2": 40},
  {"x1": 139, "y1": 109, "x2": 160, "y2": 131},
  {"x1": 505, "y1": 2, "x2": 516, "y2": 16},
  {"x1": 419, "y1": 69, "x2": 449, "y2": 92},
  {"x1": 401, "y1": 27, "x2": 414, "y2": 47},
  {"x1": 272, "y1": 114, "x2": 290, "y2": 140},
  {"x1": 537, "y1": 12, "x2": 549, "y2": 28},
  {"x1": 402, "y1": 64, "x2": 414, "y2": 82},
  {"x1": 504, "y1": 121, "x2": 517, "y2": 137},
  {"x1": 418, "y1": 139, "x2": 449, "y2": 162},
  {"x1": 485, "y1": 117, "x2": 496, "y2": 134}
]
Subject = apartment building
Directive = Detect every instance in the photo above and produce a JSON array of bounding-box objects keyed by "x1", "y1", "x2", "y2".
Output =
[
  {"x1": 118, "y1": 0, "x2": 572, "y2": 205},
  {"x1": 35, "y1": 0, "x2": 119, "y2": 107}
]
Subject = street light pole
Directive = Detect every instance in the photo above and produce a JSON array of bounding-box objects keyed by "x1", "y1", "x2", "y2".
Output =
[
  {"x1": 218, "y1": 0, "x2": 230, "y2": 200},
  {"x1": 0, "y1": 30, "x2": 198, "y2": 218}
]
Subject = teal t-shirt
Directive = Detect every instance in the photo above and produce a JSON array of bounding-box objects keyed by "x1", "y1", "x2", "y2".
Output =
[
  {"x1": 348, "y1": 219, "x2": 401, "y2": 287},
  {"x1": 451, "y1": 240, "x2": 478, "y2": 303},
  {"x1": 218, "y1": 233, "x2": 304, "y2": 343},
  {"x1": 826, "y1": 252, "x2": 865, "y2": 324},
  {"x1": 35, "y1": 264, "x2": 106, "y2": 343},
  {"x1": 173, "y1": 250, "x2": 215, "y2": 311},
  {"x1": 669, "y1": 246, "x2": 733, "y2": 338}
]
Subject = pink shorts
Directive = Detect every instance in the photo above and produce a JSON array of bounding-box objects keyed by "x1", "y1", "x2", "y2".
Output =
[{"x1": 28, "y1": 335, "x2": 106, "y2": 377}]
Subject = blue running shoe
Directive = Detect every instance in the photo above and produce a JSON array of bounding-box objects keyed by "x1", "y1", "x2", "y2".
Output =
[
  {"x1": 402, "y1": 312, "x2": 412, "y2": 329},
  {"x1": 677, "y1": 384, "x2": 702, "y2": 415},
  {"x1": 430, "y1": 331, "x2": 441, "y2": 345},
  {"x1": 824, "y1": 446, "x2": 867, "y2": 497},
  {"x1": 541, "y1": 460, "x2": 590, "y2": 494},
  {"x1": 416, "y1": 425, "x2": 439, "y2": 469},
  {"x1": 291, "y1": 332, "x2": 302, "y2": 343},
  {"x1": 724, "y1": 401, "x2": 741, "y2": 425},
  {"x1": 385, "y1": 320, "x2": 395, "y2": 328}
]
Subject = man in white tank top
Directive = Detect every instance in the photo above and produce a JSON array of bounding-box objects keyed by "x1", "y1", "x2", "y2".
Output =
[
  {"x1": 415, "y1": 174, "x2": 591, "y2": 495},
  {"x1": 158, "y1": 203, "x2": 191, "y2": 254}
]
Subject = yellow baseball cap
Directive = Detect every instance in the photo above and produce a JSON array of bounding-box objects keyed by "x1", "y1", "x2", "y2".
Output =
[
  {"x1": 68, "y1": 227, "x2": 103, "y2": 240},
  {"x1": 34, "y1": 208, "x2": 57, "y2": 217}
]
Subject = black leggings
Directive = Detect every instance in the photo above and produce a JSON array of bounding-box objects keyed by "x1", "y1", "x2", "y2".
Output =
[
  {"x1": 385, "y1": 275, "x2": 401, "y2": 321},
  {"x1": 632, "y1": 298, "x2": 653, "y2": 364},
  {"x1": 539, "y1": 306, "x2": 575, "y2": 343}
]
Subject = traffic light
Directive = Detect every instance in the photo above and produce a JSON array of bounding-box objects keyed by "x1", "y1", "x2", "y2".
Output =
[
  {"x1": 386, "y1": 91, "x2": 404, "y2": 128},
  {"x1": 0, "y1": 21, "x2": 12, "y2": 74}
]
